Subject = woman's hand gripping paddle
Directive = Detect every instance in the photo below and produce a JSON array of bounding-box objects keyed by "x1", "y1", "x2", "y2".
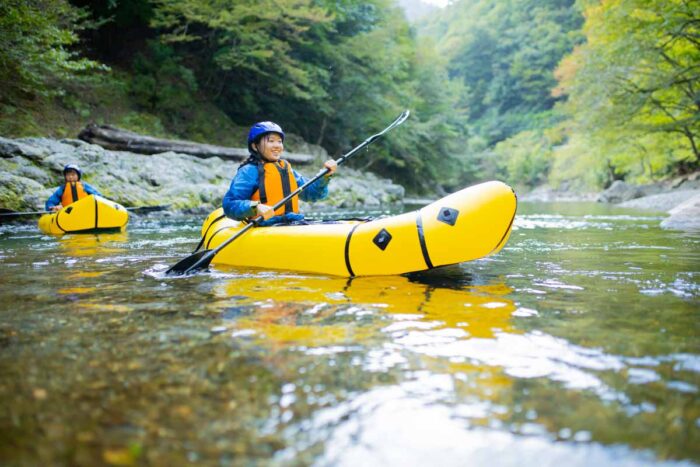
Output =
[{"x1": 166, "y1": 110, "x2": 410, "y2": 276}]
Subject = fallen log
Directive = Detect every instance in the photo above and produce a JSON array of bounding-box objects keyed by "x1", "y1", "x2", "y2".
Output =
[{"x1": 78, "y1": 124, "x2": 315, "y2": 165}]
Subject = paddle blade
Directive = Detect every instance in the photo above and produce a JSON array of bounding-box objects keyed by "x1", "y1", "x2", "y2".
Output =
[{"x1": 166, "y1": 249, "x2": 215, "y2": 276}]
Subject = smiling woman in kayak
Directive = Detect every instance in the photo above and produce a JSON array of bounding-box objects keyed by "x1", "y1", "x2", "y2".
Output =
[{"x1": 222, "y1": 121, "x2": 337, "y2": 226}]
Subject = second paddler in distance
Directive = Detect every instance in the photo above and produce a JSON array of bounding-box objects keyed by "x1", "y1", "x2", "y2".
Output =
[{"x1": 45, "y1": 164, "x2": 102, "y2": 212}]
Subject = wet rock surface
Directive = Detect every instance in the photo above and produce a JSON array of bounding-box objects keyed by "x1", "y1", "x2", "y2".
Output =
[{"x1": 660, "y1": 193, "x2": 700, "y2": 231}]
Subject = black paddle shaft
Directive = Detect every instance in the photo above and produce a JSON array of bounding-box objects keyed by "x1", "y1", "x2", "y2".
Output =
[
  {"x1": 0, "y1": 204, "x2": 168, "y2": 219},
  {"x1": 166, "y1": 110, "x2": 411, "y2": 276}
]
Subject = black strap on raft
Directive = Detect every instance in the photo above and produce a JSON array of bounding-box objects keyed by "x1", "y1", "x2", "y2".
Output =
[
  {"x1": 94, "y1": 195, "x2": 98, "y2": 229},
  {"x1": 415, "y1": 213, "x2": 434, "y2": 269},
  {"x1": 192, "y1": 214, "x2": 226, "y2": 253},
  {"x1": 344, "y1": 223, "x2": 361, "y2": 277}
]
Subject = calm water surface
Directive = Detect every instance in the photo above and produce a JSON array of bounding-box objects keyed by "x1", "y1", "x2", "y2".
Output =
[{"x1": 0, "y1": 202, "x2": 698, "y2": 466}]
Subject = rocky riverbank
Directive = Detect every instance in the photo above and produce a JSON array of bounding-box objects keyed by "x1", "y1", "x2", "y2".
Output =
[
  {"x1": 521, "y1": 172, "x2": 700, "y2": 231},
  {"x1": 600, "y1": 174, "x2": 700, "y2": 231},
  {"x1": 0, "y1": 136, "x2": 405, "y2": 216}
]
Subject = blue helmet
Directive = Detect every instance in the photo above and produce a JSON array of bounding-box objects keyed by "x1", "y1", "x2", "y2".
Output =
[
  {"x1": 247, "y1": 121, "x2": 285, "y2": 153},
  {"x1": 63, "y1": 164, "x2": 82, "y2": 180}
]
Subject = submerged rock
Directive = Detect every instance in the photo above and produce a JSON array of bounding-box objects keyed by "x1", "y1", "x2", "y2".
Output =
[{"x1": 0, "y1": 136, "x2": 405, "y2": 213}]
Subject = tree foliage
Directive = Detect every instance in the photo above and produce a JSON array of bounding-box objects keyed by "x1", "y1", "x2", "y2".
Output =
[
  {"x1": 552, "y1": 0, "x2": 700, "y2": 186},
  {"x1": 153, "y1": 0, "x2": 333, "y2": 106},
  {"x1": 492, "y1": 129, "x2": 560, "y2": 190},
  {"x1": 423, "y1": 0, "x2": 583, "y2": 145},
  {"x1": 130, "y1": 40, "x2": 198, "y2": 113},
  {"x1": 421, "y1": 0, "x2": 699, "y2": 190},
  {"x1": 148, "y1": 0, "x2": 467, "y2": 192},
  {"x1": 0, "y1": 0, "x2": 104, "y2": 103},
  {"x1": 10, "y1": 0, "x2": 696, "y2": 193}
]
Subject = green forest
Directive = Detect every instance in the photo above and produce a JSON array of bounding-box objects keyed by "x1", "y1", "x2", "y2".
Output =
[{"x1": 1, "y1": 0, "x2": 698, "y2": 194}]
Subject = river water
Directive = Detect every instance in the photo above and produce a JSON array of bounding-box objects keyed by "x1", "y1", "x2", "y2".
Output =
[{"x1": 0, "y1": 201, "x2": 698, "y2": 466}]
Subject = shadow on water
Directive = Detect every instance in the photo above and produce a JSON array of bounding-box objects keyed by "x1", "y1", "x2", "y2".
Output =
[{"x1": 406, "y1": 263, "x2": 480, "y2": 289}]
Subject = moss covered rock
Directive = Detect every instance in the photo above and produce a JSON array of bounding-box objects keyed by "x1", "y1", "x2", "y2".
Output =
[{"x1": 0, "y1": 136, "x2": 405, "y2": 214}]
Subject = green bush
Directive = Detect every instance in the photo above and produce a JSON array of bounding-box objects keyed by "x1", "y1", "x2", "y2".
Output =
[
  {"x1": 117, "y1": 112, "x2": 167, "y2": 137},
  {"x1": 492, "y1": 130, "x2": 554, "y2": 189},
  {"x1": 130, "y1": 40, "x2": 197, "y2": 114},
  {"x1": 0, "y1": 0, "x2": 105, "y2": 103}
]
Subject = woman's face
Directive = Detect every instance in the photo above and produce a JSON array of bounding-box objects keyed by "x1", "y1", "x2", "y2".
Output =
[
  {"x1": 254, "y1": 133, "x2": 284, "y2": 162},
  {"x1": 64, "y1": 170, "x2": 79, "y2": 183}
]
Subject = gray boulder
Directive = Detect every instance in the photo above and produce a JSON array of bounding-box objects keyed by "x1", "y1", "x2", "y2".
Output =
[
  {"x1": 597, "y1": 180, "x2": 645, "y2": 203},
  {"x1": 660, "y1": 194, "x2": 700, "y2": 231},
  {"x1": 598, "y1": 172, "x2": 700, "y2": 205},
  {"x1": 618, "y1": 189, "x2": 700, "y2": 212}
]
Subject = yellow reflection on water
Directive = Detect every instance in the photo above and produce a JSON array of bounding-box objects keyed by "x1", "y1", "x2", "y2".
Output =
[
  {"x1": 68, "y1": 271, "x2": 107, "y2": 279},
  {"x1": 215, "y1": 273, "x2": 518, "y2": 346},
  {"x1": 214, "y1": 273, "x2": 522, "y2": 439},
  {"x1": 57, "y1": 286, "x2": 96, "y2": 295},
  {"x1": 58, "y1": 232, "x2": 128, "y2": 257},
  {"x1": 232, "y1": 300, "x2": 376, "y2": 346}
]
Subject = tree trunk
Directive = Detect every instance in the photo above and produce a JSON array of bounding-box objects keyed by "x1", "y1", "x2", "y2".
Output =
[
  {"x1": 315, "y1": 117, "x2": 327, "y2": 146},
  {"x1": 78, "y1": 124, "x2": 314, "y2": 165}
]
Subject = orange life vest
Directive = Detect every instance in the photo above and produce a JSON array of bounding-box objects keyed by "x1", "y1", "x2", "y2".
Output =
[
  {"x1": 250, "y1": 160, "x2": 299, "y2": 216},
  {"x1": 61, "y1": 182, "x2": 88, "y2": 207}
]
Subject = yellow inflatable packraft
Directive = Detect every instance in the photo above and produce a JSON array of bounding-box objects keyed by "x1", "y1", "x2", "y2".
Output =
[
  {"x1": 38, "y1": 195, "x2": 129, "y2": 235},
  {"x1": 200, "y1": 181, "x2": 516, "y2": 276}
]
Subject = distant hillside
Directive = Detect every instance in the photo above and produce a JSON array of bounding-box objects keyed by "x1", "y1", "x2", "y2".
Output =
[{"x1": 396, "y1": 0, "x2": 438, "y2": 22}]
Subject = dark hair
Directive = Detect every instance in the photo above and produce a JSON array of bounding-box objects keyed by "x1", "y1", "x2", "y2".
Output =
[{"x1": 239, "y1": 152, "x2": 261, "y2": 168}]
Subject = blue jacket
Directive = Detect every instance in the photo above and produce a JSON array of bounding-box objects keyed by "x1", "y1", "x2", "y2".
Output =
[
  {"x1": 45, "y1": 182, "x2": 102, "y2": 211},
  {"x1": 223, "y1": 162, "x2": 330, "y2": 226}
]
